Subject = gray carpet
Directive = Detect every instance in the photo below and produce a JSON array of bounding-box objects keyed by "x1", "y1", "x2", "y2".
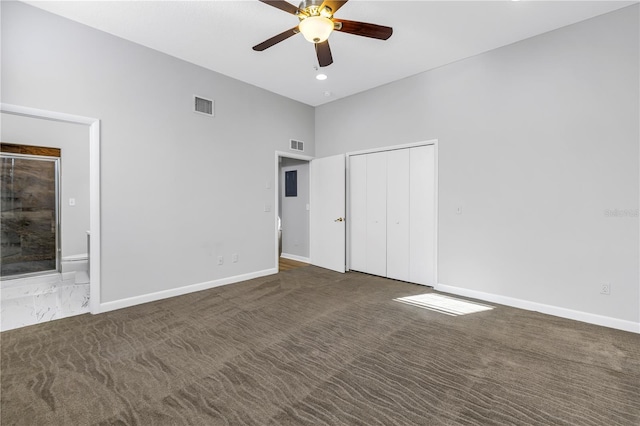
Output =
[{"x1": 1, "y1": 266, "x2": 639, "y2": 425}]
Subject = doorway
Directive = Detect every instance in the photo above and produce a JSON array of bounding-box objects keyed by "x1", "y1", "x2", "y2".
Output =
[
  {"x1": 274, "y1": 151, "x2": 347, "y2": 274},
  {"x1": 0, "y1": 104, "x2": 101, "y2": 314},
  {"x1": 276, "y1": 154, "x2": 311, "y2": 271}
]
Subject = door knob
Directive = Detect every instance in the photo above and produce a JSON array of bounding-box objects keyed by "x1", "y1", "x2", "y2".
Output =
[{"x1": 334, "y1": 217, "x2": 344, "y2": 222}]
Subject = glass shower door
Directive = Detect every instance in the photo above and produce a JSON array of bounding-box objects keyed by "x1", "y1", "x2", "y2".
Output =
[{"x1": 1, "y1": 154, "x2": 60, "y2": 278}]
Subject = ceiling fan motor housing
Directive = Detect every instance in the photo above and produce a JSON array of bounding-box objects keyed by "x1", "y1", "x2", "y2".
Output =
[{"x1": 298, "y1": 0, "x2": 333, "y2": 18}]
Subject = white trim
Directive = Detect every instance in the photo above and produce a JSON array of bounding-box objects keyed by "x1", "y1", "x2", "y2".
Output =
[
  {"x1": 89, "y1": 119, "x2": 101, "y2": 314},
  {"x1": 345, "y1": 155, "x2": 352, "y2": 272},
  {"x1": 275, "y1": 150, "x2": 313, "y2": 162},
  {"x1": 345, "y1": 139, "x2": 439, "y2": 285},
  {"x1": 346, "y1": 140, "x2": 437, "y2": 157},
  {"x1": 436, "y1": 283, "x2": 640, "y2": 334},
  {"x1": 0, "y1": 103, "x2": 102, "y2": 315},
  {"x1": 98, "y1": 268, "x2": 277, "y2": 313},
  {"x1": 280, "y1": 253, "x2": 310, "y2": 263},
  {"x1": 62, "y1": 253, "x2": 89, "y2": 262},
  {"x1": 1, "y1": 103, "x2": 97, "y2": 126},
  {"x1": 274, "y1": 151, "x2": 314, "y2": 272},
  {"x1": 433, "y1": 141, "x2": 439, "y2": 287}
]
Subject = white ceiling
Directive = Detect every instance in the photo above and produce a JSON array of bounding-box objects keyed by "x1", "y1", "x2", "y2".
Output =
[{"x1": 26, "y1": 0, "x2": 636, "y2": 106}]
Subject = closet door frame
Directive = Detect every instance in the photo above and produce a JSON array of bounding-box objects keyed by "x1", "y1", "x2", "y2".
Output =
[{"x1": 345, "y1": 139, "x2": 438, "y2": 286}]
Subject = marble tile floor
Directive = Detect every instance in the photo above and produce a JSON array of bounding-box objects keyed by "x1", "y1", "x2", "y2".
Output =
[{"x1": 0, "y1": 272, "x2": 89, "y2": 332}]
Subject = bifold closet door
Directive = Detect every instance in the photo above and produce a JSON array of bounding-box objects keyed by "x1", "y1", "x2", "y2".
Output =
[
  {"x1": 349, "y1": 145, "x2": 435, "y2": 284},
  {"x1": 409, "y1": 145, "x2": 436, "y2": 285},
  {"x1": 365, "y1": 151, "x2": 387, "y2": 277},
  {"x1": 386, "y1": 149, "x2": 410, "y2": 281},
  {"x1": 349, "y1": 154, "x2": 367, "y2": 273}
]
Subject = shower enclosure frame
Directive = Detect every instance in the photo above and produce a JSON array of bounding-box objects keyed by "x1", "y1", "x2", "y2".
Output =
[{"x1": 1, "y1": 151, "x2": 62, "y2": 279}]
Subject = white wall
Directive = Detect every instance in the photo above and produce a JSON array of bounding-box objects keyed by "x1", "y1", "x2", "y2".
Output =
[
  {"x1": 316, "y1": 6, "x2": 639, "y2": 327},
  {"x1": 2, "y1": 2, "x2": 315, "y2": 304},
  {"x1": 280, "y1": 158, "x2": 310, "y2": 259},
  {"x1": 1, "y1": 113, "x2": 90, "y2": 258}
]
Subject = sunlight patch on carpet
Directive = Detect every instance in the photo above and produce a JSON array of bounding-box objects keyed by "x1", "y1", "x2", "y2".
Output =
[{"x1": 394, "y1": 293, "x2": 494, "y2": 316}]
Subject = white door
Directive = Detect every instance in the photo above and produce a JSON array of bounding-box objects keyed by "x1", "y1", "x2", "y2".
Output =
[
  {"x1": 310, "y1": 154, "x2": 346, "y2": 273},
  {"x1": 349, "y1": 154, "x2": 367, "y2": 272},
  {"x1": 386, "y1": 149, "x2": 410, "y2": 281},
  {"x1": 410, "y1": 145, "x2": 436, "y2": 285},
  {"x1": 366, "y1": 151, "x2": 387, "y2": 277}
]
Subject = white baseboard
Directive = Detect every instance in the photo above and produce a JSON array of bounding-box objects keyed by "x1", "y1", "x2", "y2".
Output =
[
  {"x1": 97, "y1": 268, "x2": 278, "y2": 314},
  {"x1": 62, "y1": 253, "x2": 89, "y2": 261},
  {"x1": 436, "y1": 283, "x2": 640, "y2": 334},
  {"x1": 62, "y1": 258, "x2": 88, "y2": 273},
  {"x1": 280, "y1": 253, "x2": 310, "y2": 263}
]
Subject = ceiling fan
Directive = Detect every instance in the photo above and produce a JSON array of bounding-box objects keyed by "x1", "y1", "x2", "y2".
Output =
[{"x1": 252, "y1": 0, "x2": 393, "y2": 67}]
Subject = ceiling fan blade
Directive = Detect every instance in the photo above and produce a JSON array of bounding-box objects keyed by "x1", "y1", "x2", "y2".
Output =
[
  {"x1": 258, "y1": 0, "x2": 300, "y2": 15},
  {"x1": 315, "y1": 40, "x2": 333, "y2": 67},
  {"x1": 333, "y1": 19, "x2": 393, "y2": 40},
  {"x1": 253, "y1": 26, "x2": 299, "y2": 51},
  {"x1": 318, "y1": 0, "x2": 349, "y2": 16}
]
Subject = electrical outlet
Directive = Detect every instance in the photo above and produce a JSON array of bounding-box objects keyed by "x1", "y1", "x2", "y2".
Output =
[
  {"x1": 232, "y1": 253, "x2": 238, "y2": 263},
  {"x1": 600, "y1": 283, "x2": 611, "y2": 295},
  {"x1": 217, "y1": 256, "x2": 224, "y2": 266}
]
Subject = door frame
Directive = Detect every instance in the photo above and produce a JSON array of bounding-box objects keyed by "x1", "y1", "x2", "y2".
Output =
[
  {"x1": 1, "y1": 103, "x2": 102, "y2": 313},
  {"x1": 274, "y1": 151, "x2": 314, "y2": 271},
  {"x1": 345, "y1": 139, "x2": 439, "y2": 285}
]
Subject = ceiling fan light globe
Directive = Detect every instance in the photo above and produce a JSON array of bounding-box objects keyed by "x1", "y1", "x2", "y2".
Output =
[{"x1": 299, "y1": 16, "x2": 333, "y2": 43}]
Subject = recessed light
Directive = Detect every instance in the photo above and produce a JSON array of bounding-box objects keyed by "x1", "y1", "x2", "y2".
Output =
[{"x1": 316, "y1": 73, "x2": 328, "y2": 81}]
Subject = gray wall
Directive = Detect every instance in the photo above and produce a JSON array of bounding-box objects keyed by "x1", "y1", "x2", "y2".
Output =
[
  {"x1": 1, "y1": 113, "x2": 90, "y2": 258},
  {"x1": 316, "y1": 6, "x2": 639, "y2": 323},
  {"x1": 279, "y1": 158, "x2": 310, "y2": 259},
  {"x1": 3, "y1": 2, "x2": 638, "y2": 325},
  {"x1": 2, "y1": 2, "x2": 315, "y2": 303}
]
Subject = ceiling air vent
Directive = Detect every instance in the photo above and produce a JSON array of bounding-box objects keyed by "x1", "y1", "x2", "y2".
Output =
[
  {"x1": 194, "y1": 95, "x2": 214, "y2": 116},
  {"x1": 290, "y1": 139, "x2": 304, "y2": 152}
]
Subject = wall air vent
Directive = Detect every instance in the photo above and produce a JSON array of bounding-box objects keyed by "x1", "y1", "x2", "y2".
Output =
[
  {"x1": 194, "y1": 95, "x2": 214, "y2": 116},
  {"x1": 290, "y1": 139, "x2": 304, "y2": 152}
]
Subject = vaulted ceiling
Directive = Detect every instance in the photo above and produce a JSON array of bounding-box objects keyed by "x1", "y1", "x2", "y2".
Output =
[{"x1": 26, "y1": 1, "x2": 636, "y2": 106}]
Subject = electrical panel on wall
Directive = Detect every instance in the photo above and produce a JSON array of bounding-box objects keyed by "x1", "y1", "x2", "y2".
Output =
[{"x1": 290, "y1": 139, "x2": 304, "y2": 152}]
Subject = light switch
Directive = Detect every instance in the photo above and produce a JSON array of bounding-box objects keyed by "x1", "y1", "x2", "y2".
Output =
[
  {"x1": 69, "y1": 198, "x2": 76, "y2": 206},
  {"x1": 456, "y1": 207, "x2": 462, "y2": 215}
]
